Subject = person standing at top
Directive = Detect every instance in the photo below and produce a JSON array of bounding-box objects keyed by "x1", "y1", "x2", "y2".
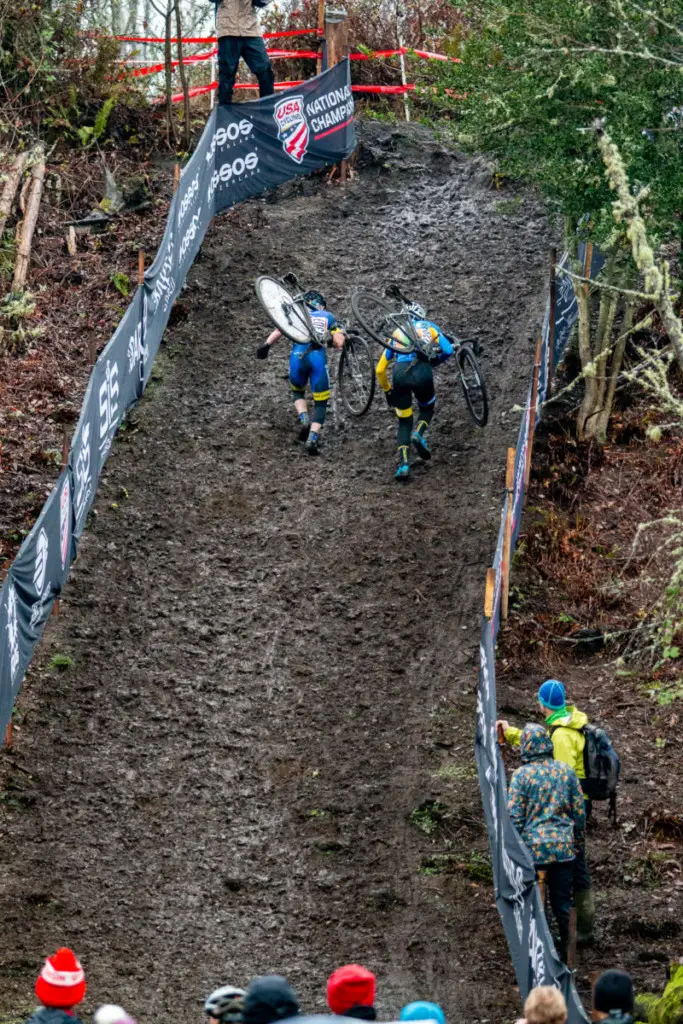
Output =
[
  {"x1": 497, "y1": 678, "x2": 596, "y2": 946},
  {"x1": 327, "y1": 965, "x2": 377, "y2": 1020},
  {"x1": 24, "y1": 948, "x2": 86, "y2": 1024},
  {"x1": 507, "y1": 723, "x2": 586, "y2": 963},
  {"x1": 216, "y1": 0, "x2": 275, "y2": 106}
]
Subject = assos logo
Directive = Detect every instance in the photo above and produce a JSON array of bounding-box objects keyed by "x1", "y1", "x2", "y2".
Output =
[
  {"x1": 33, "y1": 528, "x2": 49, "y2": 597},
  {"x1": 74, "y1": 422, "x2": 93, "y2": 526},
  {"x1": 274, "y1": 95, "x2": 309, "y2": 164},
  {"x1": 178, "y1": 208, "x2": 203, "y2": 266},
  {"x1": 178, "y1": 174, "x2": 199, "y2": 225},
  {"x1": 205, "y1": 118, "x2": 254, "y2": 165},
  {"x1": 6, "y1": 583, "x2": 19, "y2": 682},
  {"x1": 207, "y1": 153, "x2": 259, "y2": 206},
  {"x1": 59, "y1": 475, "x2": 70, "y2": 570},
  {"x1": 99, "y1": 359, "x2": 120, "y2": 457}
]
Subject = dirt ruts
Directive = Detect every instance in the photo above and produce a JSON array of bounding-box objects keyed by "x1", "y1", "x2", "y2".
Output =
[{"x1": 0, "y1": 122, "x2": 552, "y2": 1023}]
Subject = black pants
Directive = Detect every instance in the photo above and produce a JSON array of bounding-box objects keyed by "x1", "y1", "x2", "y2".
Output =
[
  {"x1": 218, "y1": 36, "x2": 275, "y2": 106},
  {"x1": 393, "y1": 358, "x2": 436, "y2": 449},
  {"x1": 573, "y1": 834, "x2": 591, "y2": 893},
  {"x1": 537, "y1": 859, "x2": 574, "y2": 963}
]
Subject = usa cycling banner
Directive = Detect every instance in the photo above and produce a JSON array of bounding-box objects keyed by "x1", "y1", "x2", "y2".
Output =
[
  {"x1": 0, "y1": 62, "x2": 354, "y2": 742},
  {"x1": 212, "y1": 58, "x2": 355, "y2": 213}
]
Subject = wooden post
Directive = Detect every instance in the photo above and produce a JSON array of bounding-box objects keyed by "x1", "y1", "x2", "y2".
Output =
[
  {"x1": 547, "y1": 248, "x2": 557, "y2": 398},
  {"x1": 316, "y1": 0, "x2": 325, "y2": 74},
  {"x1": 537, "y1": 868, "x2": 547, "y2": 906},
  {"x1": 500, "y1": 447, "x2": 515, "y2": 622},
  {"x1": 4, "y1": 719, "x2": 13, "y2": 750},
  {"x1": 524, "y1": 335, "x2": 543, "y2": 493},
  {"x1": 325, "y1": 9, "x2": 349, "y2": 181},
  {"x1": 88, "y1": 336, "x2": 97, "y2": 365},
  {"x1": 138, "y1": 250, "x2": 145, "y2": 286},
  {"x1": 484, "y1": 566, "x2": 496, "y2": 619},
  {"x1": 12, "y1": 147, "x2": 46, "y2": 292},
  {"x1": 497, "y1": 722, "x2": 505, "y2": 747},
  {"x1": 173, "y1": 163, "x2": 181, "y2": 193}
]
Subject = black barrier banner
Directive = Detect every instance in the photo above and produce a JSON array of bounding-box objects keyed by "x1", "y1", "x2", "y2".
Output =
[{"x1": 0, "y1": 62, "x2": 354, "y2": 740}]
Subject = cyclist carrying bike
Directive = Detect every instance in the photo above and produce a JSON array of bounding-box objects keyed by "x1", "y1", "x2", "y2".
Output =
[
  {"x1": 375, "y1": 300, "x2": 454, "y2": 480},
  {"x1": 256, "y1": 289, "x2": 345, "y2": 455}
]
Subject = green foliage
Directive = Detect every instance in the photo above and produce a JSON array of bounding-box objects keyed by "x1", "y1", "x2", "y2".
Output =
[
  {"x1": 77, "y1": 96, "x2": 117, "y2": 148},
  {"x1": 637, "y1": 964, "x2": 683, "y2": 1024},
  {"x1": 410, "y1": 800, "x2": 448, "y2": 835},
  {"x1": 110, "y1": 272, "x2": 130, "y2": 297},
  {"x1": 50, "y1": 653, "x2": 73, "y2": 671},
  {"x1": 433, "y1": 0, "x2": 683, "y2": 248}
]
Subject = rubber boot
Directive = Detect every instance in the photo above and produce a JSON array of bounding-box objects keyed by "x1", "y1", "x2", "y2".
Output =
[
  {"x1": 395, "y1": 445, "x2": 410, "y2": 481},
  {"x1": 575, "y1": 888, "x2": 596, "y2": 946}
]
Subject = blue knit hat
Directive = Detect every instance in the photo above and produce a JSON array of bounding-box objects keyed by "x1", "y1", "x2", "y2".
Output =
[
  {"x1": 538, "y1": 679, "x2": 566, "y2": 711},
  {"x1": 400, "y1": 1003, "x2": 446, "y2": 1024}
]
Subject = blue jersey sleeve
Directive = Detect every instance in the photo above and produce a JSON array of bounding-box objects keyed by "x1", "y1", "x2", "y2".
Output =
[{"x1": 424, "y1": 320, "x2": 454, "y2": 363}]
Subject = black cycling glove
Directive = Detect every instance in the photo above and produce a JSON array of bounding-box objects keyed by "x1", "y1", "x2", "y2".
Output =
[{"x1": 255, "y1": 343, "x2": 270, "y2": 360}]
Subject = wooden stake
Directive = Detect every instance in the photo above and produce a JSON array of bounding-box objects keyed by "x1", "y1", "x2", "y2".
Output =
[
  {"x1": 497, "y1": 722, "x2": 505, "y2": 746},
  {"x1": 325, "y1": 10, "x2": 350, "y2": 182},
  {"x1": 547, "y1": 248, "x2": 557, "y2": 398},
  {"x1": 12, "y1": 147, "x2": 46, "y2": 292},
  {"x1": 500, "y1": 447, "x2": 515, "y2": 622},
  {"x1": 88, "y1": 336, "x2": 97, "y2": 365},
  {"x1": 138, "y1": 250, "x2": 145, "y2": 286},
  {"x1": 173, "y1": 163, "x2": 181, "y2": 193},
  {"x1": 0, "y1": 151, "x2": 29, "y2": 240},
  {"x1": 65, "y1": 226, "x2": 77, "y2": 257},
  {"x1": 484, "y1": 566, "x2": 496, "y2": 619},
  {"x1": 4, "y1": 719, "x2": 13, "y2": 749},
  {"x1": 317, "y1": 0, "x2": 325, "y2": 74},
  {"x1": 537, "y1": 868, "x2": 547, "y2": 906},
  {"x1": 524, "y1": 335, "x2": 543, "y2": 494}
]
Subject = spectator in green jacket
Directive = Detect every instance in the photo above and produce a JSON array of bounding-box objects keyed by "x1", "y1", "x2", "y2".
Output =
[
  {"x1": 498, "y1": 678, "x2": 595, "y2": 945},
  {"x1": 508, "y1": 723, "x2": 586, "y2": 963}
]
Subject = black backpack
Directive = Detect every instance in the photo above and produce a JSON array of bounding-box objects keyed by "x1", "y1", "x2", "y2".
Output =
[{"x1": 553, "y1": 721, "x2": 620, "y2": 823}]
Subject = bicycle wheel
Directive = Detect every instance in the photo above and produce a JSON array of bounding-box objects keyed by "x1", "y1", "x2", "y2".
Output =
[
  {"x1": 351, "y1": 289, "x2": 416, "y2": 353},
  {"x1": 255, "y1": 275, "x2": 314, "y2": 343},
  {"x1": 338, "y1": 332, "x2": 376, "y2": 416},
  {"x1": 458, "y1": 345, "x2": 489, "y2": 427}
]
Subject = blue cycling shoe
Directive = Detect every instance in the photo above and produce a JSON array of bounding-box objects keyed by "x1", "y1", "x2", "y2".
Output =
[
  {"x1": 306, "y1": 430, "x2": 320, "y2": 455},
  {"x1": 298, "y1": 412, "x2": 310, "y2": 442},
  {"x1": 395, "y1": 446, "x2": 410, "y2": 481},
  {"x1": 412, "y1": 422, "x2": 431, "y2": 460}
]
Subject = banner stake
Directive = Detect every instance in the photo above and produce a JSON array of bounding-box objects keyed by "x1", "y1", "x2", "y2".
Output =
[
  {"x1": 173, "y1": 163, "x2": 180, "y2": 192},
  {"x1": 484, "y1": 566, "x2": 496, "y2": 619},
  {"x1": 524, "y1": 335, "x2": 543, "y2": 495},
  {"x1": 500, "y1": 447, "x2": 515, "y2": 622},
  {"x1": 4, "y1": 718, "x2": 13, "y2": 750},
  {"x1": 138, "y1": 250, "x2": 145, "y2": 286}
]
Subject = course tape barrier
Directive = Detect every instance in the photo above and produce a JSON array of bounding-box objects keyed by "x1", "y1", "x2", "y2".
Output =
[
  {"x1": 477, "y1": 248, "x2": 600, "y2": 1021},
  {"x1": 163, "y1": 81, "x2": 465, "y2": 104},
  {"x1": 115, "y1": 28, "x2": 324, "y2": 43},
  {"x1": 0, "y1": 60, "x2": 355, "y2": 739}
]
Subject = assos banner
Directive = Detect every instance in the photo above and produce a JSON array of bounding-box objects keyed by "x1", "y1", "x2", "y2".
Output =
[{"x1": 0, "y1": 62, "x2": 355, "y2": 741}]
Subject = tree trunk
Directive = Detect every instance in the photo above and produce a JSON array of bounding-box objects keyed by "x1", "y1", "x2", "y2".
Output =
[
  {"x1": 0, "y1": 150, "x2": 29, "y2": 240},
  {"x1": 592, "y1": 301, "x2": 633, "y2": 442},
  {"x1": 576, "y1": 282, "x2": 599, "y2": 439},
  {"x1": 12, "y1": 147, "x2": 45, "y2": 292},
  {"x1": 175, "y1": 0, "x2": 191, "y2": 152},
  {"x1": 164, "y1": 4, "x2": 176, "y2": 149}
]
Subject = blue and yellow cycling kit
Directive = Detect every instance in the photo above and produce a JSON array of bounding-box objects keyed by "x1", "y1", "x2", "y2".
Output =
[
  {"x1": 375, "y1": 318, "x2": 454, "y2": 476},
  {"x1": 289, "y1": 309, "x2": 337, "y2": 409}
]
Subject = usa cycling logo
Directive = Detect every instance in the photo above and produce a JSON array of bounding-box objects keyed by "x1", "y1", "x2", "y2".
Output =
[{"x1": 274, "y1": 96, "x2": 309, "y2": 164}]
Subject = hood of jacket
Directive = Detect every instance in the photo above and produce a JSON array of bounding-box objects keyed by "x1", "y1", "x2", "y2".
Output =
[
  {"x1": 520, "y1": 723, "x2": 554, "y2": 763},
  {"x1": 550, "y1": 705, "x2": 588, "y2": 731}
]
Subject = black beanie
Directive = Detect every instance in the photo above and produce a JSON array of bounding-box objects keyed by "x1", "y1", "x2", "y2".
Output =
[
  {"x1": 594, "y1": 970, "x2": 635, "y2": 1015},
  {"x1": 243, "y1": 976, "x2": 299, "y2": 1024}
]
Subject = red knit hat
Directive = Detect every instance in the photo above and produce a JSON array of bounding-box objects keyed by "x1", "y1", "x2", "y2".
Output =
[
  {"x1": 35, "y1": 948, "x2": 86, "y2": 1009},
  {"x1": 327, "y1": 965, "x2": 376, "y2": 1015}
]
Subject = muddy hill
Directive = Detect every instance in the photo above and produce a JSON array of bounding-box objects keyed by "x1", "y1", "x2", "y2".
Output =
[{"x1": 0, "y1": 123, "x2": 551, "y2": 1022}]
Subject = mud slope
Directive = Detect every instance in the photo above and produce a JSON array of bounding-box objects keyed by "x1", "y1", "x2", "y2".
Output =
[{"x1": 0, "y1": 123, "x2": 551, "y2": 1023}]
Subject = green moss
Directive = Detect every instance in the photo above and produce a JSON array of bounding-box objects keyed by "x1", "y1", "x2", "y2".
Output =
[{"x1": 637, "y1": 965, "x2": 683, "y2": 1024}]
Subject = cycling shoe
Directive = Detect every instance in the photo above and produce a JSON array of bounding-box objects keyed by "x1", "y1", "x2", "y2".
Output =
[{"x1": 412, "y1": 430, "x2": 431, "y2": 460}]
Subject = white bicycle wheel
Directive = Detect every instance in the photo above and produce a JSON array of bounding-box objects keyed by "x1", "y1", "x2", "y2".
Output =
[{"x1": 255, "y1": 275, "x2": 314, "y2": 344}]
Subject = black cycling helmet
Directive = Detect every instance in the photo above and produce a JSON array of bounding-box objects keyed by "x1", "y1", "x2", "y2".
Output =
[{"x1": 303, "y1": 290, "x2": 326, "y2": 310}]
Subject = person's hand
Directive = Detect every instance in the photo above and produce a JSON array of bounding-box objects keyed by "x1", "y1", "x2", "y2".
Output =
[
  {"x1": 255, "y1": 343, "x2": 270, "y2": 360},
  {"x1": 385, "y1": 388, "x2": 395, "y2": 407},
  {"x1": 496, "y1": 719, "x2": 510, "y2": 734}
]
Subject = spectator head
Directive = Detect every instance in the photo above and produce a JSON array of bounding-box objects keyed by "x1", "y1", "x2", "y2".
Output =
[
  {"x1": 520, "y1": 723, "x2": 554, "y2": 763},
  {"x1": 538, "y1": 680, "x2": 566, "y2": 718},
  {"x1": 523, "y1": 987, "x2": 567, "y2": 1024},
  {"x1": 327, "y1": 965, "x2": 376, "y2": 1020},
  {"x1": 592, "y1": 970, "x2": 635, "y2": 1021},
  {"x1": 35, "y1": 948, "x2": 86, "y2": 1010},
  {"x1": 243, "y1": 976, "x2": 299, "y2": 1024},
  {"x1": 94, "y1": 1006, "x2": 136, "y2": 1024},
  {"x1": 204, "y1": 987, "x2": 246, "y2": 1024},
  {"x1": 400, "y1": 1002, "x2": 446, "y2": 1024}
]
